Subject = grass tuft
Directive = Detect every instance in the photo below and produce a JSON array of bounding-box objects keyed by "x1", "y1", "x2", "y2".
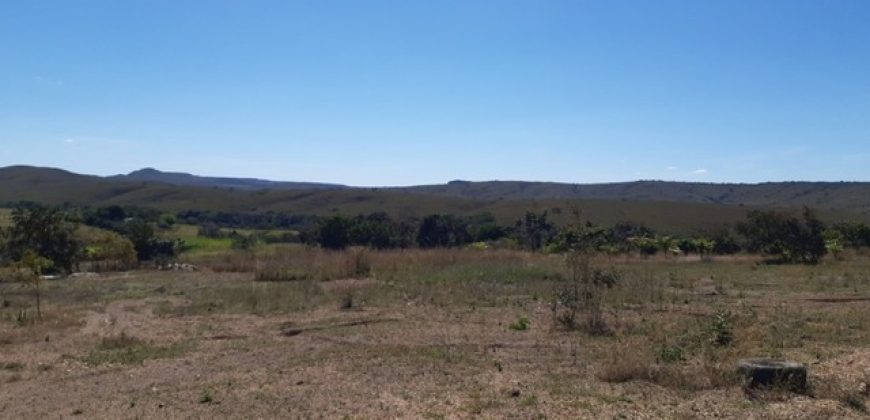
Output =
[{"x1": 84, "y1": 333, "x2": 187, "y2": 366}]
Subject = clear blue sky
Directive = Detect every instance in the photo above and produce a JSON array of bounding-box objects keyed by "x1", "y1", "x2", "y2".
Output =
[{"x1": 1, "y1": 0, "x2": 869, "y2": 186}]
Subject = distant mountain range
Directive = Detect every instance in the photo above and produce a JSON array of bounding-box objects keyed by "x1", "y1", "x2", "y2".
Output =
[
  {"x1": 1, "y1": 165, "x2": 869, "y2": 232},
  {"x1": 394, "y1": 179, "x2": 870, "y2": 214},
  {"x1": 100, "y1": 166, "x2": 870, "y2": 214},
  {"x1": 110, "y1": 167, "x2": 347, "y2": 191}
]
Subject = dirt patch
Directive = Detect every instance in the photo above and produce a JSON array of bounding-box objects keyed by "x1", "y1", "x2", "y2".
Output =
[{"x1": 80, "y1": 297, "x2": 185, "y2": 339}]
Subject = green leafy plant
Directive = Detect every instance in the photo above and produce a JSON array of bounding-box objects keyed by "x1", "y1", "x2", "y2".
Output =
[
  {"x1": 508, "y1": 315, "x2": 530, "y2": 331},
  {"x1": 655, "y1": 344, "x2": 685, "y2": 363},
  {"x1": 200, "y1": 389, "x2": 214, "y2": 404},
  {"x1": 708, "y1": 309, "x2": 734, "y2": 347}
]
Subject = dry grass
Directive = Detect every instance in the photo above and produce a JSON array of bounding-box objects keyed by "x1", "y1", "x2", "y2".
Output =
[
  {"x1": 2, "y1": 248, "x2": 870, "y2": 417},
  {"x1": 84, "y1": 333, "x2": 187, "y2": 366}
]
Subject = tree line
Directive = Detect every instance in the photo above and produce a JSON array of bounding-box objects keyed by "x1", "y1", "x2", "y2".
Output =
[
  {"x1": 303, "y1": 206, "x2": 856, "y2": 266},
  {"x1": 2, "y1": 203, "x2": 870, "y2": 276}
]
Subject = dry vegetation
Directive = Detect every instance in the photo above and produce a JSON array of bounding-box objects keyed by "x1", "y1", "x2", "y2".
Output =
[{"x1": 1, "y1": 247, "x2": 869, "y2": 418}]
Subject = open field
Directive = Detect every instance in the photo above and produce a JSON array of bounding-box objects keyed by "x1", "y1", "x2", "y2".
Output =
[
  {"x1": 158, "y1": 224, "x2": 299, "y2": 256},
  {"x1": 1, "y1": 248, "x2": 869, "y2": 418},
  {"x1": 159, "y1": 224, "x2": 234, "y2": 256}
]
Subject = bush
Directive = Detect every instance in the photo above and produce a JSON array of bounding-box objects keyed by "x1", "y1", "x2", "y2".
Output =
[
  {"x1": 708, "y1": 309, "x2": 734, "y2": 347},
  {"x1": 508, "y1": 315, "x2": 530, "y2": 331},
  {"x1": 78, "y1": 228, "x2": 137, "y2": 271},
  {"x1": 552, "y1": 255, "x2": 618, "y2": 334},
  {"x1": 655, "y1": 345, "x2": 685, "y2": 363},
  {"x1": 123, "y1": 218, "x2": 179, "y2": 262}
]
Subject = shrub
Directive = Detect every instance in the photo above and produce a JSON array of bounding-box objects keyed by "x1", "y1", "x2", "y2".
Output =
[
  {"x1": 338, "y1": 291, "x2": 354, "y2": 310},
  {"x1": 708, "y1": 309, "x2": 734, "y2": 347},
  {"x1": 655, "y1": 345, "x2": 685, "y2": 363},
  {"x1": 552, "y1": 254, "x2": 618, "y2": 334},
  {"x1": 841, "y1": 391, "x2": 867, "y2": 412},
  {"x1": 79, "y1": 228, "x2": 137, "y2": 271},
  {"x1": 200, "y1": 389, "x2": 215, "y2": 404},
  {"x1": 508, "y1": 315, "x2": 530, "y2": 331}
]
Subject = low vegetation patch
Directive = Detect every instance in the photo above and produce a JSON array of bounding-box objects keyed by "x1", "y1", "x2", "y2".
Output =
[
  {"x1": 508, "y1": 315, "x2": 530, "y2": 331},
  {"x1": 84, "y1": 333, "x2": 187, "y2": 366},
  {"x1": 1, "y1": 361, "x2": 24, "y2": 371}
]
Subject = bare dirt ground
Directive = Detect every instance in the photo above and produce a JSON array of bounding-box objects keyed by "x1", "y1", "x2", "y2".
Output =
[{"x1": 1, "y1": 256, "x2": 869, "y2": 419}]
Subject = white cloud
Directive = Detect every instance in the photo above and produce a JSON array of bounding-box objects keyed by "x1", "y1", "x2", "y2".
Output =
[
  {"x1": 692, "y1": 169, "x2": 709, "y2": 175},
  {"x1": 666, "y1": 166, "x2": 678, "y2": 171}
]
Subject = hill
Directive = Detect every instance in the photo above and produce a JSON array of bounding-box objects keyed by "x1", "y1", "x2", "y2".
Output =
[
  {"x1": 27, "y1": 166, "x2": 870, "y2": 215},
  {"x1": 2, "y1": 165, "x2": 870, "y2": 233},
  {"x1": 393, "y1": 179, "x2": 870, "y2": 214},
  {"x1": 111, "y1": 168, "x2": 346, "y2": 190}
]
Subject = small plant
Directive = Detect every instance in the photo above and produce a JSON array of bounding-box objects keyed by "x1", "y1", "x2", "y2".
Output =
[
  {"x1": 338, "y1": 291, "x2": 354, "y2": 310},
  {"x1": 520, "y1": 394, "x2": 538, "y2": 407},
  {"x1": 14, "y1": 309, "x2": 31, "y2": 327},
  {"x1": 708, "y1": 308, "x2": 734, "y2": 347},
  {"x1": 508, "y1": 315, "x2": 530, "y2": 331},
  {"x1": 200, "y1": 389, "x2": 214, "y2": 404},
  {"x1": 15, "y1": 251, "x2": 54, "y2": 320},
  {"x1": 841, "y1": 391, "x2": 866, "y2": 412},
  {"x1": 655, "y1": 345, "x2": 685, "y2": 363},
  {"x1": 254, "y1": 268, "x2": 310, "y2": 282},
  {"x1": 1, "y1": 361, "x2": 25, "y2": 371},
  {"x1": 862, "y1": 375, "x2": 870, "y2": 397}
]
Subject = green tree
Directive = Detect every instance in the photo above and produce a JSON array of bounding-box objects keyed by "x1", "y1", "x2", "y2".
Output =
[
  {"x1": 317, "y1": 215, "x2": 353, "y2": 250},
  {"x1": 124, "y1": 218, "x2": 177, "y2": 261},
  {"x1": 417, "y1": 214, "x2": 471, "y2": 248},
  {"x1": 628, "y1": 236, "x2": 659, "y2": 256},
  {"x1": 5, "y1": 205, "x2": 81, "y2": 273},
  {"x1": 514, "y1": 211, "x2": 555, "y2": 251},
  {"x1": 18, "y1": 250, "x2": 53, "y2": 319},
  {"x1": 349, "y1": 213, "x2": 397, "y2": 249},
  {"x1": 737, "y1": 207, "x2": 826, "y2": 264}
]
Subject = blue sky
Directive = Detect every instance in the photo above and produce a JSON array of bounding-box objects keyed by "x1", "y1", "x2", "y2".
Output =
[{"x1": 1, "y1": 0, "x2": 869, "y2": 186}]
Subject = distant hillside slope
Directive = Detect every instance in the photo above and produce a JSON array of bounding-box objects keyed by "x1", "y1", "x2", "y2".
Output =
[
  {"x1": 392, "y1": 180, "x2": 870, "y2": 214},
  {"x1": 99, "y1": 167, "x2": 870, "y2": 215},
  {"x1": 1, "y1": 166, "x2": 869, "y2": 234},
  {"x1": 111, "y1": 168, "x2": 346, "y2": 190}
]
